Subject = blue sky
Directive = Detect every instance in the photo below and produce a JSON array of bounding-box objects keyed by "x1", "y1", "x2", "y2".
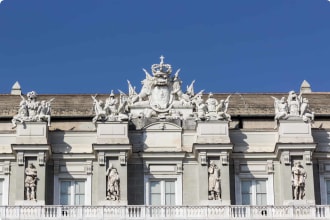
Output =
[{"x1": 0, "y1": 0, "x2": 330, "y2": 95}]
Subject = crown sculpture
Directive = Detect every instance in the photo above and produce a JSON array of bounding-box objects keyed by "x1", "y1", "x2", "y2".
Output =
[{"x1": 91, "y1": 56, "x2": 232, "y2": 123}]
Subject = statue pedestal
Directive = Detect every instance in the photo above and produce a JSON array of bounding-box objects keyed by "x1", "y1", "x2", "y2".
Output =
[
  {"x1": 96, "y1": 122, "x2": 129, "y2": 144},
  {"x1": 278, "y1": 118, "x2": 313, "y2": 143},
  {"x1": 16, "y1": 122, "x2": 48, "y2": 144},
  {"x1": 196, "y1": 121, "x2": 230, "y2": 144}
]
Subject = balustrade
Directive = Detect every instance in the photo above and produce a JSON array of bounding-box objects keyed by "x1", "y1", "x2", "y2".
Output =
[{"x1": 0, "y1": 205, "x2": 328, "y2": 219}]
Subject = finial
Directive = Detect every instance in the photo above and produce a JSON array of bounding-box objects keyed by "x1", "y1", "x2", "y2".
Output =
[{"x1": 160, "y1": 55, "x2": 165, "y2": 65}]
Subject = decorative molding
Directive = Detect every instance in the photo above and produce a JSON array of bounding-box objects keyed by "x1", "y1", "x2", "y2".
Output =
[
  {"x1": 85, "y1": 161, "x2": 93, "y2": 174},
  {"x1": 17, "y1": 152, "x2": 24, "y2": 166},
  {"x1": 199, "y1": 152, "x2": 207, "y2": 166},
  {"x1": 176, "y1": 163, "x2": 183, "y2": 173},
  {"x1": 3, "y1": 161, "x2": 10, "y2": 174},
  {"x1": 119, "y1": 152, "x2": 127, "y2": 166},
  {"x1": 221, "y1": 153, "x2": 229, "y2": 165},
  {"x1": 267, "y1": 160, "x2": 274, "y2": 173},
  {"x1": 304, "y1": 151, "x2": 312, "y2": 165},
  {"x1": 282, "y1": 151, "x2": 290, "y2": 165},
  {"x1": 98, "y1": 152, "x2": 105, "y2": 166},
  {"x1": 38, "y1": 152, "x2": 45, "y2": 166}
]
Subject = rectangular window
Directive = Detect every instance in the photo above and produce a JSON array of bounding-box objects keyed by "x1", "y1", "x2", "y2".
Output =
[
  {"x1": 241, "y1": 179, "x2": 267, "y2": 205},
  {"x1": 326, "y1": 180, "x2": 330, "y2": 205},
  {"x1": 60, "y1": 180, "x2": 85, "y2": 205},
  {"x1": 150, "y1": 180, "x2": 176, "y2": 205}
]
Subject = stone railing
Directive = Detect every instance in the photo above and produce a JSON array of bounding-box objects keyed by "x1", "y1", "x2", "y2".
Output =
[{"x1": 0, "y1": 205, "x2": 328, "y2": 219}]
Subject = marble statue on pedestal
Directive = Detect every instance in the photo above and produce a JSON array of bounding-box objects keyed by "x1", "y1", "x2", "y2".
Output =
[
  {"x1": 106, "y1": 163, "x2": 120, "y2": 201},
  {"x1": 12, "y1": 91, "x2": 54, "y2": 128},
  {"x1": 208, "y1": 161, "x2": 221, "y2": 200},
  {"x1": 25, "y1": 163, "x2": 37, "y2": 200},
  {"x1": 291, "y1": 161, "x2": 307, "y2": 200}
]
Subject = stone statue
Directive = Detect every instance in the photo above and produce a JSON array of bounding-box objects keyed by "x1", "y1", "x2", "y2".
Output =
[
  {"x1": 208, "y1": 161, "x2": 221, "y2": 200},
  {"x1": 105, "y1": 90, "x2": 118, "y2": 119},
  {"x1": 272, "y1": 96, "x2": 289, "y2": 129},
  {"x1": 287, "y1": 91, "x2": 301, "y2": 116},
  {"x1": 206, "y1": 93, "x2": 218, "y2": 119},
  {"x1": 91, "y1": 95, "x2": 108, "y2": 124},
  {"x1": 271, "y1": 91, "x2": 315, "y2": 128},
  {"x1": 12, "y1": 95, "x2": 29, "y2": 128},
  {"x1": 193, "y1": 93, "x2": 207, "y2": 120},
  {"x1": 291, "y1": 161, "x2": 307, "y2": 200},
  {"x1": 216, "y1": 95, "x2": 231, "y2": 121},
  {"x1": 106, "y1": 163, "x2": 120, "y2": 201},
  {"x1": 12, "y1": 91, "x2": 54, "y2": 128},
  {"x1": 300, "y1": 98, "x2": 315, "y2": 124},
  {"x1": 25, "y1": 163, "x2": 37, "y2": 200},
  {"x1": 37, "y1": 98, "x2": 54, "y2": 126}
]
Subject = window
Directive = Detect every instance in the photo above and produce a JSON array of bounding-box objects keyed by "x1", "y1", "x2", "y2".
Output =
[
  {"x1": 241, "y1": 180, "x2": 267, "y2": 205},
  {"x1": 60, "y1": 180, "x2": 85, "y2": 205},
  {"x1": 326, "y1": 180, "x2": 330, "y2": 205},
  {"x1": 150, "y1": 180, "x2": 175, "y2": 205}
]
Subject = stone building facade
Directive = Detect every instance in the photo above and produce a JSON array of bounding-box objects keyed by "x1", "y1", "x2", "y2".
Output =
[{"x1": 0, "y1": 57, "x2": 329, "y2": 219}]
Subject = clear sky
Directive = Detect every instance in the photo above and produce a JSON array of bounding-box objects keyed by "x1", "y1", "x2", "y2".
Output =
[{"x1": 0, "y1": 0, "x2": 330, "y2": 95}]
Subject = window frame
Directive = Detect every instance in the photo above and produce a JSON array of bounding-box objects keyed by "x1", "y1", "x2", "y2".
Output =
[
  {"x1": 144, "y1": 174, "x2": 182, "y2": 206},
  {"x1": 235, "y1": 173, "x2": 274, "y2": 205},
  {"x1": 54, "y1": 174, "x2": 91, "y2": 205},
  {"x1": 60, "y1": 179, "x2": 86, "y2": 205}
]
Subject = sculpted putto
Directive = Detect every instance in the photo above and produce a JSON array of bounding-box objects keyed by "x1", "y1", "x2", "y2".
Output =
[{"x1": 12, "y1": 91, "x2": 54, "y2": 128}]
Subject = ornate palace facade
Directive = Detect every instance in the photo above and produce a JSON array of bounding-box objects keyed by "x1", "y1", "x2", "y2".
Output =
[{"x1": 0, "y1": 57, "x2": 329, "y2": 219}]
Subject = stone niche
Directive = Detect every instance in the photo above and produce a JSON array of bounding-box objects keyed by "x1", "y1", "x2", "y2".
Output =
[
  {"x1": 16, "y1": 122, "x2": 48, "y2": 145},
  {"x1": 196, "y1": 121, "x2": 230, "y2": 144},
  {"x1": 142, "y1": 122, "x2": 182, "y2": 152},
  {"x1": 278, "y1": 118, "x2": 313, "y2": 143},
  {"x1": 96, "y1": 122, "x2": 129, "y2": 145}
]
